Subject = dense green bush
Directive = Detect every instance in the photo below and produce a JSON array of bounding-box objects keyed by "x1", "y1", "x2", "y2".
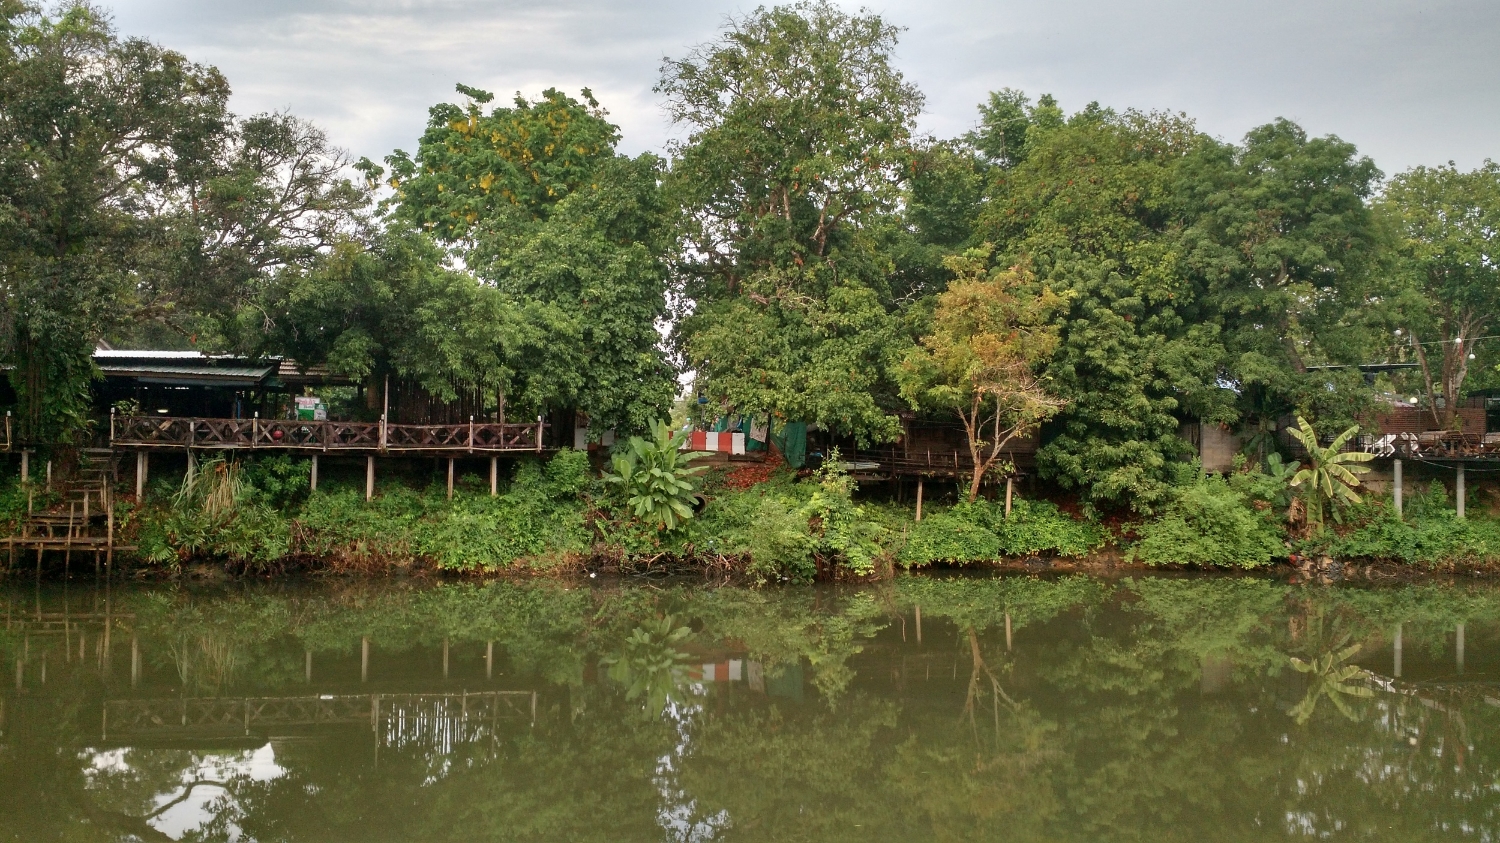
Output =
[
  {"x1": 898, "y1": 512, "x2": 1001, "y2": 566},
  {"x1": 898, "y1": 497, "x2": 1104, "y2": 567},
  {"x1": 1131, "y1": 476, "x2": 1283, "y2": 568},
  {"x1": 1315, "y1": 484, "x2": 1500, "y2": 566},
  {"x1": 137, "y1": 457, "x2": 292, "y2": 569},
  {"x1": 296, "y1": 452, "x2": 592, "y2": 572}
]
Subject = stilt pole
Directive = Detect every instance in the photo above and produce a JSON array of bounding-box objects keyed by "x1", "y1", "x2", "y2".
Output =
[
  {"x1": 365, "y1": 457, "x2": 375, "y2": 501},
  {"x1": 915, "y1": 478, "x2": 924, "y2": 522},
  {"x1": 1456, "y1": 464, "x2": 1466, "y2": 520},
  {"x1": 1393, "y1": 458, "x2": 1402, "y2": 518}
]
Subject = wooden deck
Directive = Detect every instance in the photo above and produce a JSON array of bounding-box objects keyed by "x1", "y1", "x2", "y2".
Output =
[{"x1": 112, "y1": 415, "x2": 548, "y2": 455}]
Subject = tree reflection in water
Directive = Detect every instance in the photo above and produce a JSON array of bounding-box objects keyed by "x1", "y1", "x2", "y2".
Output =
[{"x1": 2, "y1": 576, "x2": 1499, "y2": 841}]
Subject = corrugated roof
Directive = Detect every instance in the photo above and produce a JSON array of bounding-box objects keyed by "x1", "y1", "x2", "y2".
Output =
[
  {"x1": 98, "y1": 361, "x2": 276, "y2": 386},
  {"x1": 96, "y1": 349, "x2": 212, "y2": 360}
]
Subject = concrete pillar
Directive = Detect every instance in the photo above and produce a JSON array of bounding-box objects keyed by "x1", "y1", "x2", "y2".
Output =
[
  {"x1": 185, "y1": 450, "x2": 195, "y2": 478},
  {"x1": 490, "y1": 457, "x2": 498, "y2": 496},
  {"x1": 915, "y1": 478, "x2": 924, "y2": 522},
  {"x1": 45, "y1": 460, "x2": 52, "y2": 491},
  {"x1": 1457, "y1": 623, "x2": 1465, "y2": 674},
  {"x1": 1456, "y1": 464, "x2": 1466, "y2": 519},
  {"x1": 310, "y1": 455, "x2": 318, "y2": 492},
  {"x1": 19, "y1": 450, "x2": 27, "y2": 484},
  {"x1": 447, "y1": 458, "x2": 455, "y2": 500},
  {"x1": 1393, "y1": 623, "x2": 1403, "y2": 679},
  {"x1": 1393, "y1": 458, "x2": 1402, "y2": 518},
  {"x1": 365, "y1": 457, "x2": 375, "y2": 501},
  {"x1": 1005, "y1": 477, "x2": 1014, "y2": 519}
]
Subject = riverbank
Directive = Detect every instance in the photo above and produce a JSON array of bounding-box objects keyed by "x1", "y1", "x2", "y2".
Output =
[{"x1": 9, "y1": 450, "x2": 1500, "y2": 581}]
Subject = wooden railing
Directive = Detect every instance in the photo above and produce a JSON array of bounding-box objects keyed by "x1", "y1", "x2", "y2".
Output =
[{"x1": 112, "y1": 415, "x2": 548, "y2": 453}]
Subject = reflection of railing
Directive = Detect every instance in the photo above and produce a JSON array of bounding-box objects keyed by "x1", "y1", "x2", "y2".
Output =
[
  {"x1": 112, "y1": 416, "x2": 548, "y2": 454},
  {"x1": 102, "y1": 691, "x2": 537, "y2": 742}
]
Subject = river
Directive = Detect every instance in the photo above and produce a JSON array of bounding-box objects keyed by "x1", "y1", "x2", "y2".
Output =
[{"x1": 0, "y1": 573, "x2": 1494, "y2": 841}]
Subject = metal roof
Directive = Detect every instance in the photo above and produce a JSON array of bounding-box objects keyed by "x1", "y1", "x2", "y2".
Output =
[
  {"x1": 95, "y1": 349, "x2": 213, "y2": 360},
  {"x1": 98, "y1": 361, "x2": 277, "y2": 387}
]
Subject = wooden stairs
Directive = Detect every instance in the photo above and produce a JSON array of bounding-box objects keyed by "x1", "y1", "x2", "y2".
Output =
[{"x1": 8, "y1": 448, "x2": 123, "y2": 571}]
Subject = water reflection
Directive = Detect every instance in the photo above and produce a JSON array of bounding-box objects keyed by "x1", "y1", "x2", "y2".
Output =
[{"x1": 1, "y1": 575, "x2": 1498, "y2": 840}]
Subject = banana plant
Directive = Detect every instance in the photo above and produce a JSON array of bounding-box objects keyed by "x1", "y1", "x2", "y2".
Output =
[
  {"x1": 1288, "y1": 638, "x2": 1374, "y2": 725},
  {"x1": 1287, "y1": 416, "x2": 1372, "y2": 526},
  {"x1": 601, "y1": 615, "x2": 693, "y2": 718},
  {"x1": 604, "y1": 421, "x2": 711, "y2": 531}
]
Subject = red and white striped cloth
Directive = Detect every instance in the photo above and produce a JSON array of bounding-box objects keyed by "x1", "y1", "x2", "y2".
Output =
[{"x1": 685, "y1": 430, "x2": 746, "y2": 455}]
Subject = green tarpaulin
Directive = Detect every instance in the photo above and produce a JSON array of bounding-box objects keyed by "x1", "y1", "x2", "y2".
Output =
[{"x1": 771, "y1": 421, "x2": 807, "y2": 468}]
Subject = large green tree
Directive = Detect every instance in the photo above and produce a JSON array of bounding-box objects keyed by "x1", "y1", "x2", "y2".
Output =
[
  {"x1": 661, "y1": 0, "x2": 924, "y2": 443},
  {"x1": 0, "y1": 1, "x2": 228, "y2": 442},
  {"x1": 973, "y1": 100, "x2": 1230, "y2": 512},
  {"x1": 361, "y1": 86, "x2": 674, "y2": 432},
  {"x1": 1177, "y1": 119, "x2": 1384, "y2": 432},
  {"x1": 1382, "y1": 161, "x2": 1500, "y2": 429}
]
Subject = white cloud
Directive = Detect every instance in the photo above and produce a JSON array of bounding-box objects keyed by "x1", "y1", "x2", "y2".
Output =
[{"x1": 106, "y1": 0, "x2": 1500, "y2": 172}]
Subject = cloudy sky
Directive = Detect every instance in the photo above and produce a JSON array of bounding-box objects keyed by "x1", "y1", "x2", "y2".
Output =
[{"x1": 106, "y1": 0, "x2": 1497, "y2": 176}]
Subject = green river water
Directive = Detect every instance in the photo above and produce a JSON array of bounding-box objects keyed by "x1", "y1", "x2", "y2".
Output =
[{"x1": 0, "y1": 573, "x2": 1496, "y2": 841}]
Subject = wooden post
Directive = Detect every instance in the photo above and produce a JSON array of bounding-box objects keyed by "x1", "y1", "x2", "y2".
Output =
[
  {"x1": 1005, "y1": 612, "x2": 1013, "y2": 651},
  {"x1": 1393, "y1": 458, "x2": 1402, "y2": 518},
  {"x1": 305, "y1": 649, "x2": 312, "y2": 683},
  {"x1": 252, "y1": 412, "x2": 258, "y2": 448},
  {"x1": 310, "y1": 454, "x2": 318, "y2": 492},
  {"x1": 109, "y1": 407, "x2": 115, "y2": 444},
  {"x1": 447, "y1": 458, "x2": 455, "y2": 500},
  {"x1": 1005, "y1": 476, "x2": 1014, "y2": 519},
  {"x1": 379, "y1": 414, "x2": 388, "y2": 452},
  {"x1": 468, "y1": 416, "x2": 474, "y2": 454},
  {"x1": 186, "y1": 450, "x2": 196, "y2": 479},
  {"x1": 489, "y1": 457, "x2": 498, "y2": 496},
  {"x1": 365, "y1": 457, "x2": 375, "y2": 501},
  {"x1": 536, "y1": 415, "x2": 544, "y2": 453},
  {"x1": 46, "y1": 459, "x2": 52, "y2": 491},
  {"x1": 915, "y1": 478, "x2": 924, "y2": 522},
  {"x1": 1456, "y1": 464, "x2": 1466, "y2": 520},
  {"x1": 130, "y1": 635, "x2": 139, "y2": 688},
  {"x1": 442, "y1": 637, "x2": 449, "y2": 679},
  {"x1": 915, "y1": 604, "x2": 922, "y2": 645},
  {"x1": 19, "y1": 450, "x2": 26, "y2": 484},
  {"x1": 1456, "y1": 623, "x2": 1465, "y2": 674},
  {"x1": 361, "y1": 636, "x2": 369, "y2": 682},
  {"x1": 486, "y1": 640, "x2": 493, "y2": 679}
]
